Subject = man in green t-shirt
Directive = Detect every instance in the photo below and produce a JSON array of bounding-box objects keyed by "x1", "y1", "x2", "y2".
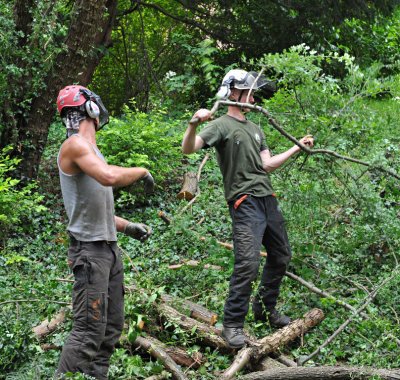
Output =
[{"x1": 182, "y1": 69, "x2": 314, "y2": 349}]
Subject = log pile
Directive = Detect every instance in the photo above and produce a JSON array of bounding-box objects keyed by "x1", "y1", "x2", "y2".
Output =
[{"x1": 33, "y1": 283, "x2": 327, "y2": 379}]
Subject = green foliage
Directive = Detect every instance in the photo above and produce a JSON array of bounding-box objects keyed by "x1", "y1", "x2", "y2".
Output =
[
  {"x1": 0, "y1": 146, "x2": 46, "y2": 242},
  {"x1": 4, "y1": 45, "x2": 400, "y2": 378}
]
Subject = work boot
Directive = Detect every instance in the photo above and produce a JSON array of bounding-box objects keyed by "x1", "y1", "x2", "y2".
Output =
[
  {"x1": 253, "y1": 302, "x2": 291, "y2": 328},
  {"x1": 221, "y1": 327, "x2": 249, "y2": 349}
]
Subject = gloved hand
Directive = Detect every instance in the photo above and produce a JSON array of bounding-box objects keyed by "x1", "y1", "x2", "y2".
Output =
[
  {"x1": 142, "y1": 173, "x2": 155, "y2": 194},
  {"x1": 124, "y1": 222, "x2": 152, "y2": 242}
]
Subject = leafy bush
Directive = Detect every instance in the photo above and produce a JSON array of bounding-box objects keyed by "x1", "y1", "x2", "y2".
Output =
[{"x1": 0, "y1": 147, "x2": 46, "y2": 243}]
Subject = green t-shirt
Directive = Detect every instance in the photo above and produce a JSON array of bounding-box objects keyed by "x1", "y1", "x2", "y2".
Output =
[{"x1": 198, "y1": 114, "x2": 275, "y2": 202}]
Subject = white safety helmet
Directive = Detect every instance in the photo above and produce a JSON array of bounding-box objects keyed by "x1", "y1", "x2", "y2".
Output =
[{"x1": 216, "y1": 69, "x2": 270, "y2": 99}]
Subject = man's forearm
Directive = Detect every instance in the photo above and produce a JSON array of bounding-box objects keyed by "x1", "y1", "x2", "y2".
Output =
[
  {"x1": 182, "y1": 123, "x2": 198, "y2": 154},
  {"x1": 108, "y1": 166, "x2": 149, "y2": 187},
  {"x1": 262, "y1": 146, "x2": 299, "y2": 173}
]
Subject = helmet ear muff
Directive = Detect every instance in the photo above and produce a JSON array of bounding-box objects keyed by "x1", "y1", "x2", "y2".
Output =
[
  {"x1": 85, "y1": 100, "x2": 100, "y2": 119},
  {"x1": 216, "y1": 85, "x2": 231, "y2": 99}
]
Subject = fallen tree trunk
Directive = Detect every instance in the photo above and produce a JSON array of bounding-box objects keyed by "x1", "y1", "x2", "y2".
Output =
[
  {"x1": 220, "y1": 308, "x2": 325, "y2": 380},
  {"x1": 242, "y1": 366, "x2": 400, "y2": 379},
  {"x1": 161, "y1": 294, "x2": 218, "y2": 326},
  {"x1": 133, "y1": 335, "x2": 188, "y2": 380}
]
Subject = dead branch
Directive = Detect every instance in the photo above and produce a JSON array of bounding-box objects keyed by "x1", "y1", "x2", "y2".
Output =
[
  {"x1": 275, "y1": 354, "x2": 298, "y2": 367},
  {"x1": 285, "y1": 271, "x2": 369, "y2": 319},
  {"x1": 158, "y1": 211, "x2": 172, "y2": 224},
  {"x1": 285, "y1": 271, "x2": 400, "y2": 346},
  {"x1": 157, "y1": 303, "x2": 231, "y2": 352},
  {"x1": 168, "y1": 260, "x2": 222, "y2": 271},
  {"x1": 133, "y1": 335, "x2": 188, "y2": 380},
  {"x1": 221, "y1": 308, "x2": 324, "y2": 380},
  {"x1": 242, "y1": 366, "x2": 400, "y2": 379},
  {"x1": 33, "y1": 306, "x2": 71, "y2": 340},
  {"x1": 199, "y1": 236, "x2": 268, "y2": 257}
]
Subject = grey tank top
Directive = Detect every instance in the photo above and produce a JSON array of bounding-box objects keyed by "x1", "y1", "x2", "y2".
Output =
[{"x1": 57, "y1": 134, "x2": 117, "y2": 242}]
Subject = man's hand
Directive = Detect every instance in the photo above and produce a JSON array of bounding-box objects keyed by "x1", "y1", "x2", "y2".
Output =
[
  {"x1": 124, "y1": 222, "x2": 152, "y2": 242},
  {"x1": 142, "y1": 173, "x2": 155, "y2": 194},
  {"x1": 299, "y1": 135, "x2": 314, "y2": 148},
  {"x1": 189, "y1": 109, "x2": 213, "y2": 127}
]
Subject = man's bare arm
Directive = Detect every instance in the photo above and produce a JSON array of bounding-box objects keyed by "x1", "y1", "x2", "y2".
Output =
[
  {"x1": 182, "y1": 109, "x2": 212, "y2": 154},
  {"x1": 61, "y1": 137, "x2": 149, "y2": 187},
  {"x1": 260, "y1": 135, "x2": 313, "y2": 173}
]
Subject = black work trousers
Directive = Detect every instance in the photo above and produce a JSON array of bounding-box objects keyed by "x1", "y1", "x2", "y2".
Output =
[
  {"x1": 223, "y1": 194, "x2": 292, "y2": 328},
  {"x1": 57, "y1": 238, "x2": 124, "y2": 380}
]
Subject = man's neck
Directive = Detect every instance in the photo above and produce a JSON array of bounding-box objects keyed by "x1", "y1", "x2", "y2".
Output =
[
  {"x1": 227, "y1": 107, "x2": 247, "y2": 121},
  {"x1": 78, "y1": 119, "x2": 97, "y2": 146}
]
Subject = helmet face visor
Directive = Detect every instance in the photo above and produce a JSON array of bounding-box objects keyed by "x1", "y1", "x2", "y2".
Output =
[
  {"x1": 234, "y1": 71, "x2": 270, "y2": 90},
  {"x1": 80, "y1": 88, "x2": 110, "y2": 129}
]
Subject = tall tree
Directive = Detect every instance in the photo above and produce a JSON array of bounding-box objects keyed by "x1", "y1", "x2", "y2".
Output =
[{"x1": 0, "y1": 0, "x2": 118, "y2": 180}]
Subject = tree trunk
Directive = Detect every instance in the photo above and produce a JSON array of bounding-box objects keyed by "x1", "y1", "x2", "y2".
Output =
[
  {"x1": 242, "y1": 366, "x2": 400, "y2": 380},
  {"x1": 4, "y1": 0, "x2": 118, "y2": 180}
]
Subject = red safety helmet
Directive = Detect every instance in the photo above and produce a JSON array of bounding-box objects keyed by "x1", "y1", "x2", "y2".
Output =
[{"x1": 57, "y1": 85, "x2": 109, "y2": 129}]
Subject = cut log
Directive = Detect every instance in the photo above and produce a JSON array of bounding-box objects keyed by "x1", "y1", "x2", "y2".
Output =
[
  {"x1": 161, "y1": 294, "x2": 219, "y2": 326},
  {"x1": 157, "y1": 303, "x2": 232, "y2": 353},
  {"x1": 158, "y1": 211, "x2": 172, "y2": 224},
  {"x1": 33, "y1": 306, "x2": 71, "y2": 340},
  {"x1": 133, "y1": 335, "x2": 188, "y2": 380},
  {"x1": 168, "y1": 260, "x2": 222, "y2": 271},
  {"x1": 177, "y1": 171, "x2": 198, "y2": 200},
  {"x1": 242, "y1": 366, "x2": 400, "y2": 379},
  {"x1": 220, "y1": 308, "x2": 325, "y2": 380},
  {"x1": 132, "y1": 334, "x2": 203, "y2": 369}
]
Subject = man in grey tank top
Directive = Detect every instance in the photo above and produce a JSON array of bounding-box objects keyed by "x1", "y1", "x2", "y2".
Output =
[{"x1": 55, "y1": 85, "x2": 154, "y2": 380}]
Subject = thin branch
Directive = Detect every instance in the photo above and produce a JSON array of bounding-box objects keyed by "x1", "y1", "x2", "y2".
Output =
[
  {"x1": 298, "y1": 266, "x2": 400, "y2": 365},
  {"x1": 0, "y1": 299, "x2": 70, "y2": 307}
]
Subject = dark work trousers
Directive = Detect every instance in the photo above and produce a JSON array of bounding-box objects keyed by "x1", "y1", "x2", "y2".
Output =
[
  {"x1": 223, "y1": 194, "x2": 292, "y2": 328},
  {"x1": 57, "y1": 238, "x2": 124, "y2": 380}
]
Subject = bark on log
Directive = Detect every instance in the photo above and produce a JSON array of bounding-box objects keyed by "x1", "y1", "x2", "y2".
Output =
[
  {"x1": 242, "y1": 366, "x2": 400, "y2": 380},
  {"x1": 276, "y1": 354, "x2": 298, "y2": 367},
  {"x1": 168, "y1": 260, "x2": 222, "y2": 271},
  {"x1": 161, "y1": 294, "x2": 219, "y2": 326},
  {"x1": 133, "y1": 335, "x2": 203, "y2": 369},
  {"x1": 133, "y1": 336, "x2": 188, "y2": 380},
  {"x1": 177, "y1": 171, "x2": 198, "y2": 200},
  {"x1": 33, "y1": 306, "x2": 71, "y2": 340},
  {"x1": 220, "y1": 308, "x2": 325, "y2": 380},
  {"x1": 250, "y1": 356, "x2": 286, "y2": 372},
  {"x1": 157, "y1": 303, "x2": 232, "y2": 353}
]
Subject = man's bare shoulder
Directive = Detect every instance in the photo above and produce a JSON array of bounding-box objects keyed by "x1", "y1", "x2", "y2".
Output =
[{"x1": 61, "y1": 135, "x2": 94, "y2": 156}]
